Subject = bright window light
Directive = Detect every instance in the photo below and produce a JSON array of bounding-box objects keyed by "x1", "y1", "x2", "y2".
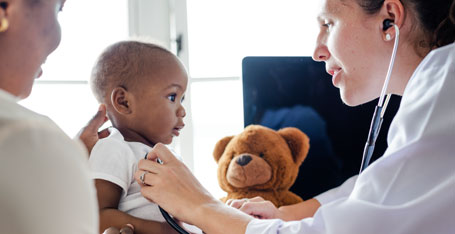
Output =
[
  {"x1": 187, "y1": 0, "x2": 320, "y2": 78},
  {"x1": 20, "y1": 0, "x2": 128, "y2": 137},
  {"x1": 187, "y1": 1, "x2": 321, "y2": 198}
]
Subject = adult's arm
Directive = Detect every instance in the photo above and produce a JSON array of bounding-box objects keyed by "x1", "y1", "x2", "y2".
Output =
[
  {"x1": 226, "y1": 174, "x2": 357, "y2": 221},
  {"x1": 227, "y1": 197, "x2": 321, "y2": 221},
  {"x1": 0, "y1": 119, "x2": 98, "y2": 234},
  {"x1": 135, "y1": 143, "x2": 253, "y2": 234}
]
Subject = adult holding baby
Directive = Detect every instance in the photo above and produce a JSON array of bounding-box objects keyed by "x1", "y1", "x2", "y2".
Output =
[{"x1": 0, "y1": 0, "x2": 128, "y2": 233}]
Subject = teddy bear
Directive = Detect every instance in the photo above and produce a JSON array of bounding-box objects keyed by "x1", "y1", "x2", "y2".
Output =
[{"x1": 213, "y1": 124, "x2": 310, "y2": 207}]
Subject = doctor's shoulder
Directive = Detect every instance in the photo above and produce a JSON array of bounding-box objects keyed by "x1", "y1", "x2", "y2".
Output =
[
  {"x1": 418, "y1": 42, "x2": 455, "y2": 72},
  {"x1": 404, "y1": 42, "x2": 455, "y2": 94}
]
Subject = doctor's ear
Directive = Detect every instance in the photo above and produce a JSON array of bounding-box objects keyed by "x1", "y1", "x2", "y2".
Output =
[
  {"x1": 383, "y1": 19, "x2": 394, "y2": 41},
  {"x1": 111, "y1": 86, "x2": 133, "y2": 115},
  {"x1": 0, "y1": 1, "x2": 10, "y2": 33},
  {"x1": 379, "y1": 0, "x2": 405, "y2": 40}
]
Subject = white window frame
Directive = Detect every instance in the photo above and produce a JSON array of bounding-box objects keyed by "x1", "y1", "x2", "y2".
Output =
[{"x1": 129, "y1": 0, "x2": 195, "y2": 171}]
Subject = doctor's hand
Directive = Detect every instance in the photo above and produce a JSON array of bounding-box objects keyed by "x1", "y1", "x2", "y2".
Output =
[
  {"x1": 134, "y1": 143, "x2": 220, "y2": 225},
  {"x1": 226, "y1": 196, "x2": 281, "y2": 219},
  {"x1": 77, "y1": 104, "x2": 110, "y2": 155}
]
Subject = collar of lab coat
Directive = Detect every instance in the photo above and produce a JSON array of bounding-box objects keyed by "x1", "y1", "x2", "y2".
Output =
[{"x1": 386, "y1": 42, "x2": 455, "y2": 155}]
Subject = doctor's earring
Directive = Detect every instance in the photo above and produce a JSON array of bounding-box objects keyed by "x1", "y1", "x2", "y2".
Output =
[
  {"x1": 0, "y1": 18, "x2": 8, "y2": 32},
  {"x1": 385, "y1": 34, "x2": 392, "y2": 41}
]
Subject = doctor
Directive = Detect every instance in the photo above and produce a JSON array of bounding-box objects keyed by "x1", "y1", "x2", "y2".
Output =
[{"x1": 127, "y1": 0, "x2": 455, "y2": 233}]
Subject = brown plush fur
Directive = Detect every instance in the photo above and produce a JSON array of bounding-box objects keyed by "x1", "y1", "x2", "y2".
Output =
[{"x1": 213, "y1": 125, "x2": 310, "y2": 207}]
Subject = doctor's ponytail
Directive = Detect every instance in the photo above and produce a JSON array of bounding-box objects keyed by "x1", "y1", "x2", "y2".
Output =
[{"x1": 356, "y1": 0, "x2": 455, "y2": 48}]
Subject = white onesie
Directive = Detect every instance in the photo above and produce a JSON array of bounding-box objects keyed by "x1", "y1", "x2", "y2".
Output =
[{"x1": 89, "y1": 127, "x2": 180, "y2": 222}]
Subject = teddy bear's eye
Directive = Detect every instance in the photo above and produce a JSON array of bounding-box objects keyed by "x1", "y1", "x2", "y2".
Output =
[{"x1": 259, "y1": 153, "x2": 265, "y2": 158}]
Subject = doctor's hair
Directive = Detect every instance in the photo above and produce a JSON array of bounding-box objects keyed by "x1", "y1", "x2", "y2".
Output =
[
  {"x1": 90, "y1": 40, "x2": 175, "y2": 103},
  {"x1": 354, "y1": 0, "x2": 455, "y2": 49}
]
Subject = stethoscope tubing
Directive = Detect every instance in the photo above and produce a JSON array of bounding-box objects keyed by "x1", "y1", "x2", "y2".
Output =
[
  {"x1": 143, "y1": 154, "x2": 190, "y2": 234},
  {"x1": 360, "y1": 24, "x2": 400, "y2": 173}
]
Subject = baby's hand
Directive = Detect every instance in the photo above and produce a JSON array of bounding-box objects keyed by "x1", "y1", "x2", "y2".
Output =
[
  {"x1": 77, "y1": 104, "x2": 109, "y2": 155},
  {"x1": 226, "y1": 196, "x2": 280, "y2": 219}
]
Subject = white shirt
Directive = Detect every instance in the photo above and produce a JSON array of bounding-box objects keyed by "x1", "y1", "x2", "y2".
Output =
[
  {"x1": 0, "y1": 89, "x2": 98, "y2": 234},
  {"x1": 89, "y1": 127, "x2": 181, "y2": 222},
  {"x1": 246, "y1": 42, "x2": 455, "y2": 234}
]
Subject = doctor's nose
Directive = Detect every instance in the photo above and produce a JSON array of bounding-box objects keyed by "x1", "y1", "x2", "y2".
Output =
[{"x1": 312, "y1": 43, "x2": 330, "y2": 62}]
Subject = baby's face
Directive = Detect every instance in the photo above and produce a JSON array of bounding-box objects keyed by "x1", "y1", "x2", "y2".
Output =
[{"x1": 129, "y1": 57, "x2": 188, "y2": 145}]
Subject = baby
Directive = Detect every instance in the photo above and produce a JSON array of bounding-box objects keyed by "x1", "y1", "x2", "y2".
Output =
[{"x1": 89, "y1": 40, "x2": 187, "y2": 233}]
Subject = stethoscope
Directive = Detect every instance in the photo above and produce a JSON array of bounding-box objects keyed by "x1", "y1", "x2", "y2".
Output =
[
  {"x1": 143, "y1": 154, "x2": 190, "y2": 234},
  {"x1": 360, "y1": 20, "x2": 400, "y2": 173},
  {"x1": 147, "y1": 21, "x2": 400, "y2": 234}
]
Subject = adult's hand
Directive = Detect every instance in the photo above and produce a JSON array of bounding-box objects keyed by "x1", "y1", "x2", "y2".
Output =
[
  {"x1": 228, "y1": 197, "x2": 321, "y2": 221},
  {"x1": 226, "y1": 196, "x2": 281, "y2": 219},
  {"x1": 77, "y1": 104, "x2": 110, "y2": 155},
  {"x1": 134, "y1": 143, "x2": 218, "y2": 225},
  {"x1": 103, "y1": 224, "x2": 134, "y2": 234}
]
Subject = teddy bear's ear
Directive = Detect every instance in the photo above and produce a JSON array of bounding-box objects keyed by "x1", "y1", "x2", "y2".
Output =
[
  {"x1": 213, "y1": 136, "x2": 234, "y2": 163},
  {"x1": 278, "y1": 127, "x2": 310, "y2": 165}
]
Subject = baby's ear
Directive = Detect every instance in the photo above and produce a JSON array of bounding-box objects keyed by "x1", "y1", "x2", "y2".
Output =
[
  {"x1": 111, "y1": 87, "x2": 132, "y2": 115},
  {"x1": 213, "y1": 136, "x2": 234, "y2": 163},
  {"x1": 278, "y1": 127, "x2": 309, "y2": 165}
]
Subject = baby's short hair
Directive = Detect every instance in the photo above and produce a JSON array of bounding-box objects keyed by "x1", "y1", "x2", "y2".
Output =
[{"x1": 90, "y1": 40, "x2": 174, "y2": 103}]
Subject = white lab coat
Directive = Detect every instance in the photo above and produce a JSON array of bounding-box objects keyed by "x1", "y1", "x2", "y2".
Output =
[
  {"x1": 0, "y1": 89, "x2": 98, "y2": 234},
  {"x1": 246, "y1": 42, "x2": 455, "y2": 234}
]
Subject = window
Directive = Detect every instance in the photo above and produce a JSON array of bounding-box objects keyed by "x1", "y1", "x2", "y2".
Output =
[
  {"x1": 185, "y1": 0, "x2": 321, "y2": 198},
  {"x1": 20, "y1": 0, "x2": 129, "y2": 137},
  {"x1": 187, "y1": 0, "x2": 319, "y2": 78}
]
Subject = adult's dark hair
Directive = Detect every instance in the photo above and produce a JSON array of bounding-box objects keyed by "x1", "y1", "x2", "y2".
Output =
[{"x1": 356, "y1": 0, "x2": 455, "y2": 49}]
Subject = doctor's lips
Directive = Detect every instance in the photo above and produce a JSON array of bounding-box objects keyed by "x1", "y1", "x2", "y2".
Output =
[{"x1": 327, "y1": 67, "x2": 342, "y2": 76}]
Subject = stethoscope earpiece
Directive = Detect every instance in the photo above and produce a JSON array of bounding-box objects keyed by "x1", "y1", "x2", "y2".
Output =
[{"x1": 383, "y1": 19, "x2": 394, "y2": 31}]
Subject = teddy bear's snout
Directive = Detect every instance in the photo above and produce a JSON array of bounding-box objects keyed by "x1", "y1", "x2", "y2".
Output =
[{"x1": 236, "y1": 155, "x2": 252, "y2": 166}]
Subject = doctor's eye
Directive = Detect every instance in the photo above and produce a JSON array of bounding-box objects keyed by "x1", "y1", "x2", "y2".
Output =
[
  {"x1": 181, "y1": 95, "x2": 185, "y2": 103},
  {"x1": 168, "y1": 93, "x2": 177, "y2": 102}
]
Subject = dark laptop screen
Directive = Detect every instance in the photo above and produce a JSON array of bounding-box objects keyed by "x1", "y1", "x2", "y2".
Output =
[{"x1": 242, "y1": 56, "x2": 400, "y2": 199}]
